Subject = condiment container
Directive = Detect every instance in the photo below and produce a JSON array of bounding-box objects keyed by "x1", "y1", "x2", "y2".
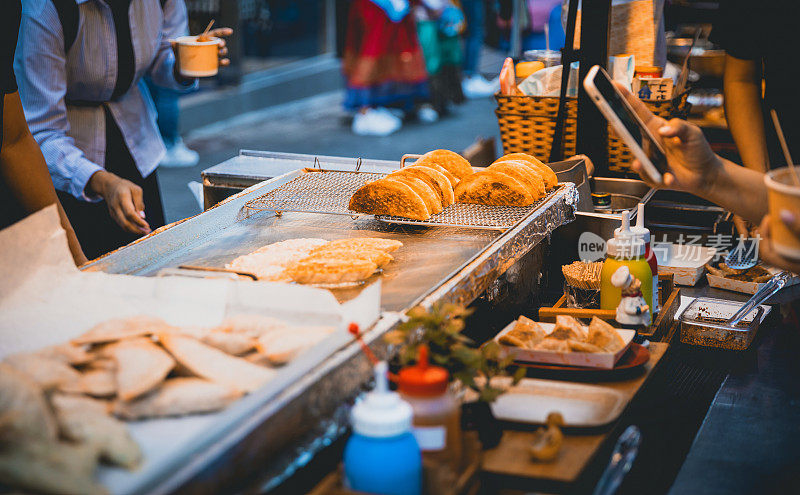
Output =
[
  {"x1": 601, "y1": 210, "x2": 653, "y2": 323},
  {"x1": 344, "y1": 361, "x2": 422, "y2": 495},
  {"x1": 398, "y1": 345, "x2": 462, "y2": 472},
  {"x1": 634, "y1": 65, "x2": 663, "y2": 78},
  {"x1": 679, "y1": 297, "x2": 763, "y2": 350},
  {"x1": 629, "y1": 203, "x2": 659, "y2": 314},
  {"x1": 174, "y1": 35, "x2": 220, "y2": 77}
]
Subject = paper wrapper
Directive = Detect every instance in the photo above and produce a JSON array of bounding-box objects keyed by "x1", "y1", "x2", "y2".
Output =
[{"x1": 0, "y1": 206, "x2": 381, "y2": 494}]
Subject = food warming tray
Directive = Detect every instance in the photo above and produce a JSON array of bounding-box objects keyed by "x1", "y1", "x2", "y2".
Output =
[{"x1": 82, "y1": 157, "x2": 579, "y2": 492}]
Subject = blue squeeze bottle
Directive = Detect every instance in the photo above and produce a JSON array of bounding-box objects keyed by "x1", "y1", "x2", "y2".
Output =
[{"x1": 343, "y1": 361, "x2": 422, "y2": 495}]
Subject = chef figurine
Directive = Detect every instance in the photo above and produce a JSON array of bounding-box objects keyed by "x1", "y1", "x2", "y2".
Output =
[{"x1": 611, "y1": 266, "x2": 651, "y2": 327}]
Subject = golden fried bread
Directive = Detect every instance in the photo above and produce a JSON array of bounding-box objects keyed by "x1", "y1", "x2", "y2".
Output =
[
  {"x1": 488, "y1": 161, "x2": 546, "y2": 198},
  {"x1": 534, "y1": 337, "x2": 570, "y2": 352},
  {"x1": 416, "y1": 149, "x2": 473, "y2": 180},
  {"x1": 308, "y1": 245, "x2": 394, "y2": 268},
  {"x1": 551, "y1": 315, "x2": 587, "y2": 341},
  {"x1": 454, "y1": 170, "x2": 535, "y2": 206},
  {"x1": 284, "y1": 257, "x2": 378, "y2": 285},
  {"x1": 414, "y1": 161, "x2": 457, "y2": 187},
  {"x1": 349, "y1": 178, "x2": 430, "y2": 220},
  {"x1": 390, "y1": 169, "x2": 449, "y2": 209},
  {"x1": 405, "y1": 166, "x2": 455, "y2": 206},
  {"x1": 327, "y1": 237, "x2": 403, "y2": 253},
  {"x1": 494, "y1": 153, "x2": 557, "y2": 189},
  {"x1": 588, "y1": 317, "x2": 626, "y2": 352},
  {"x1": 387, "y1": 176, "x2": 442, "y2": 214}
]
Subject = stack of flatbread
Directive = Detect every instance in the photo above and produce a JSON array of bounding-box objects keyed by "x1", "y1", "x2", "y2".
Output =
[
  {"x1": 228, "y1": 237, "x2": 403, "y2": 286},
  {"x1": 0, "y1": 314, "x2": 335, "y2": 494},
  {"x1": 349, "y1": 149, "x2": 472, "y2": 220},
  {"x1": 499, "y1": 315, "x2": 625, "y2": 354},
  {"x1": 455, "y1": 153, "x2": 557, "y2": 207}
]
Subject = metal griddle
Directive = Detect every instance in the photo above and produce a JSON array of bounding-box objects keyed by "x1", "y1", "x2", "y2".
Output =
[{"x1": 82, "y1": 155, "x2": 580, "y2": 493}]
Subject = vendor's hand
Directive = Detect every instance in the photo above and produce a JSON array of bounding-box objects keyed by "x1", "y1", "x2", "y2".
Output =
[
  {"x1": 87, "y1": 170, "x2": 151, "y2": 235},
  {"x1": 758, "y1": 211, "x2": 800, "y2": 274},
  {"x1": 171, "y1": 27, "x2": 233, "y2": 82},
  {"x1": 614, "y1": 82, "x2": 722, "y2": 196}
]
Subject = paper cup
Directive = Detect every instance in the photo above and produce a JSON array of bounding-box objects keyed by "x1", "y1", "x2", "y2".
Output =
[
  {"x1": 765, "y1": 167, "x2": 800, "y2": 260},
  {"x1": 175, "y1": 35, "x2": 220, "y2": 77}
]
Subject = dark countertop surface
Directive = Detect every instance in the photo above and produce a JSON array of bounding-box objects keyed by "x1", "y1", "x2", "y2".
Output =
[{"x1": 668, "y1": 284, "x2": 800, "y2": 494}]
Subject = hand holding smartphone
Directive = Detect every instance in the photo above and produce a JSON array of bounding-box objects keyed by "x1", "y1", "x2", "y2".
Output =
[{"x1": 583, "y1": 65, "x2": 669, "y2": 184}]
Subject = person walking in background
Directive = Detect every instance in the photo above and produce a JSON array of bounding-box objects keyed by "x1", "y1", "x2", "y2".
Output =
[
  {"x1": 414, "y1": 0, "x2": 465, "y2": 118},
  {"x1": 14, "y1": 0, "x2": 230, "y2": 259},
  {"x1": 460, "y1": 0, "x2": 498, "y2": 98},
  {"x1": 343, "y1": 0, "x2": 429, "y2": 136},
  {"x1": 145, "y1": 78, "x2": 199, "y2": 168}
]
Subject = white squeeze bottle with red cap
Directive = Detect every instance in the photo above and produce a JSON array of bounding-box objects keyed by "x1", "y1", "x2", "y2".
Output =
[{"x1": 629, "y1": 203, "x2": 659, "y2": 314}]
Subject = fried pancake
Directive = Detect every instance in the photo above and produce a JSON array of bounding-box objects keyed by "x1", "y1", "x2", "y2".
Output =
[
  {"x1": 158, "y1": 334, "x2": 275, "y2": 393},
  {"x1": 112, "y1": 378, "x2": 243, "y2": 420},
  {"x1": 326, "y1": 237, "x2": 403, "y2": 253},
  {"x1": 494, "y1": 153, "x2": 557, "y2": 189},
  {"x1": 387, "y1": 175, "x2": 442, "y2": 214},
  {"x1": 256, "y1": 326, "x2": 335, "y2": 365},
  {"x1": 308, "y1": 246, "x2": 394, "y2": 268},
  {"x1": 60, "y1": 368, "x2": 116, "y2": 397},
  {"x1": 488, "y1": 161, "x2": 546, "y2": 198},
  {"x1": 416, "y1": 149, "x2": 473, "y2": 180},
  {"x1": 107, "y1": 338, "x2": 175, "y2": 401},
  {"x1": 413, "y1": 161, "x2": 457, "y2": 187},
  {"x1": 551, "y1": 315, "x2": 587, "y2": 341},
  {"x1": 534, "y1": 337, "x2": 570, "y2": 352},
  {"x1": 284, "y1": 257, "x2": 378, "y2": 285},
  {"x1": 588, "y1": 317, "x2": 626, "y2": 352},
  {"x1": 349, "y1": 178, "x2": 430, "y2": 220},
  {"x1": 400, "y1": 166, "x2": 455, "y2": 206},
  {"x1": 454, "y1": 170, "x2": 535, "y2": 206},
  {"x1": 72, "y1": 315, "x2": 172, "y2": 345}
]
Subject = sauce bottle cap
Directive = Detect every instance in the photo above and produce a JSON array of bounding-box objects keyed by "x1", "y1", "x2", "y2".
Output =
[{"x1": 397, "y1": 345, "x2": 449, "y2": 397}]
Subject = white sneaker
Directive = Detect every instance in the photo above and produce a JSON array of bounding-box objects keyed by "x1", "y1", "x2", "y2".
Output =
[
  {"x1": 462, "y1": 74, "x2": 500, "y2": 99},
  {"x1": 352, "y1": 108, "x2": 402, "y2": 136},
  {"x1": 160, "y1": 139, "x2": 200, "y2": 168},
  {"x1": 417, "y1": 104, "x2": 439, "y2": 123}
]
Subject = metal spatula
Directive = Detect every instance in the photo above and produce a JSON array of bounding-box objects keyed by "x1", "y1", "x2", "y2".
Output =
[{"x1": 725, "y1": 238, "x2": 758, "y2": 270}]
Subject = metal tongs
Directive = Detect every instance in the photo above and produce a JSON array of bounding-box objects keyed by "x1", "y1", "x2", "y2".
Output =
[{"x1": 726, "y1": 271, "x2": 791, "y2": 326}]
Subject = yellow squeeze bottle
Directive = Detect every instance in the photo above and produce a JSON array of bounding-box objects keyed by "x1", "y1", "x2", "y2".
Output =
[{"x1": 600, "y1": 210, "x2": 653, "y2": 320}]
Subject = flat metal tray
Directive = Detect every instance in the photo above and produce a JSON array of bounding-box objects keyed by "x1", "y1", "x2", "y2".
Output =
[{"x1": 243, "y1": 169, "x2": 565, "y2": 230}]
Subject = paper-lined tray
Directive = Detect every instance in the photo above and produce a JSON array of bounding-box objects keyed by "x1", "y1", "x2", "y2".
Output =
[{"x1": 0, "y1": 207, "x2": 381, "y2": 495}]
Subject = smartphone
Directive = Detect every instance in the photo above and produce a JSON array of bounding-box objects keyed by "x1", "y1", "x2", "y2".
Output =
[{"x1": 583, "y1": 65, "x2": 668, "y2": 183}]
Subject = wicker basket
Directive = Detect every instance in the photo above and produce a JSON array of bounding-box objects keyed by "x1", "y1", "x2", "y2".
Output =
[{"x1": 495, "y1": 92, "x2": 690, "y2": 175}]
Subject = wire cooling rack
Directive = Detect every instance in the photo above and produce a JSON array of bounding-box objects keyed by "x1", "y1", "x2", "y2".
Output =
[{"x1": 243, "y1": 170, "x2": 561, "y2": 230}]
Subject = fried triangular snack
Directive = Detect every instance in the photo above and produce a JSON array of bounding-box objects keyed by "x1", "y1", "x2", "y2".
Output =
[
  {"x1": 588, "y1": 317, "x2": 626, "y2": 352},
  {"x1": 256, "y1": 326, "x2": 335, "y2": 365},
  {"x1": 3, "y1": 354, "x2": 81, "y2": 391},
  {"x1": 349, "y1": 178, "x2": 430, "y2": 220},
  {"x1": 105, "y1": 338, "x2": 175, "y2": 401},
  {"x1": 52, "y1": 393, "x2": 141, "y2": 469},
  {"x1": 158, "y1": 334, "x2": 275, "y2": 392},
  {"x1": 454, "y1": 170, "x2": 535, "y2": 206},
  {"x1": 72, "y1": 315, "x2": 172, "y2": 345},
  {"x1": 386, "y1": 175, "x2": 442, "y2": 214},
  {"x1": 494, "y1": 153, "x2": 557, "y2": 189},
  {"x1": 405, "y1": 166, "x2": 455, "y2": 206},
  {"x1": 113, "y1": 378, "x2": 243, "y2": 420},
  {"x1": 414, "y1": 161, "x2": 457, "y2": 187},
  {"x1": 416, "y1": 149, "x2": 473, "y2": 180},
  {"x1": 488, "y1": 161, "x2": 546, "y2": 198},
  {"x1": 60, "y1": 368, "x2": 116, "y2": 397},
  {"x1": 201, "y1": 331, "x2": 256, "y2": 355},
  {"x1": 0, "y1": 363, "x2": 58, "y2": 441},
  {"x1": 551, "y1": 315, "x2": 587, "y2": 341}
]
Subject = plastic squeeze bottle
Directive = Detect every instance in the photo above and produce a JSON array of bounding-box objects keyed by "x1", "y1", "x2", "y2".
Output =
[
  {"x1": 629, "y1": 202, "x2": 659, "y2": 314},
  {"x1": 344, "y1": 361, "x2": 422, "y2": 495},
  {"x1": 601, "y1": 210, "x2": 653, "y2": 322},
  {"x1": 398, "y1": 345, "x2": 462, "y2": 472}
]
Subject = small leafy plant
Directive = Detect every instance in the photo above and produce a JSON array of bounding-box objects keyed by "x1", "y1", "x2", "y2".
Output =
[{"x1": 385, "y1": 303, "x2": 525, "y2": 403}]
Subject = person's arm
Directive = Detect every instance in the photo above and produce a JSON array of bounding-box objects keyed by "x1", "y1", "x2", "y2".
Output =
[
  {"x1": 616, "y1": 82, "x2": 769, "y2": 224},
  {"x1": 723, "y1": 54, "x2": 770, "y2": 172},
  {"x1": 15, "y1": 0, "x2": 149, "y2": 235},
  {"x1": 1, "y1": 92, "x2": 87, "y2": 265}
]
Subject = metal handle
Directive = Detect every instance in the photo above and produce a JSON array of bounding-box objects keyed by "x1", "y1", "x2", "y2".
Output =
[
  {"x1": 727, "y1": 271, "x2": 789, "y2": 326},
  {"x1": 400, "y1": 154, "x2": 423, "y2": 169},
  {"x1": 592, "y1": 425, "x2": 642, "y2": 495}
]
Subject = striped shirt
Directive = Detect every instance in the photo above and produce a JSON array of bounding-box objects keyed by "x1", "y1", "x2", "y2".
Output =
[{"x1": 15, "y1": 0, "x2": 197, "y2": 201}]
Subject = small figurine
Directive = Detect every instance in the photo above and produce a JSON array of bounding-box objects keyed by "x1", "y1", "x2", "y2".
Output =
[{"x1": 611, "y1": 266, "x2": 651, "y2": 327}]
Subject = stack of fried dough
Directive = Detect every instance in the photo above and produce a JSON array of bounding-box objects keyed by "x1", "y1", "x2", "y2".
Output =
[
  {"x1": 349, "y1": 149, "x2": 472, "y2": 220},
  {"x1": 455, "y1": 152, "x2": 558, "y2": 207},
  {"x1": 0, "y1": 314, "x2": 334, "y2": 494},
  {"x1": 499, "y1": 315, "x2": 625, "y2": 353},
  {"x1": 228, "y1": 237, "x2": 403, "y2": 285}
]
